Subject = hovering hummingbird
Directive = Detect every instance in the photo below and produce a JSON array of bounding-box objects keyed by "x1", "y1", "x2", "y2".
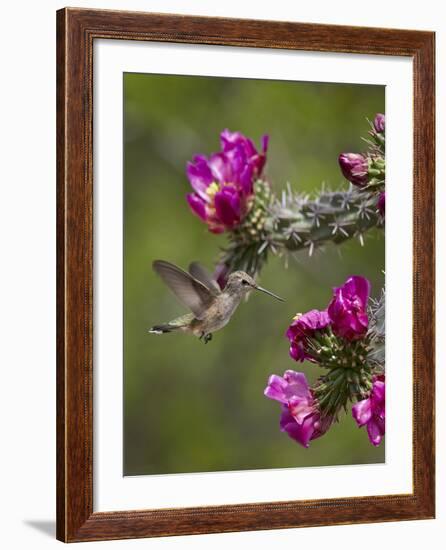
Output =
[{"x1": 149, "y1": 260, "x2": 284, "y2": 344}]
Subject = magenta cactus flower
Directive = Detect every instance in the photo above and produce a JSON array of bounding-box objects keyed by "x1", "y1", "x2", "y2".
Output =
[
  {"x1": 327, "y1": 275, "x2": 371, "y2": 341},
  {"x1": 220, "y1": 129, "x2": 269, "y2": 177},
  {"x1": 352, "y1": 376, "x2": 385, "y2": 446},
  {"x1": 186, "y1": 130, "x2": 269, "y2": 233},
  {"x1": 373, "y1": 113, "x2": 385, "y2": 134},
  {"x1": 377, "y1": 191, "x2": 385, "y2": 217},
  {"x1": 264, "y1": 370, "x2": 331, "y2": 448},
  {"x1": 338, "y1": 153, "x2": 369, "y2": 187},
  {"x1": 286, "y1": 309, "x2": 331, "y2": 362}
]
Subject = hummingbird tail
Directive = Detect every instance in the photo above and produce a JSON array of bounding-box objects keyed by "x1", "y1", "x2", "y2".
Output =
[
  {"x1": 148, "y1": 324, "x2": 179, "y2": 335},
  {"x1": 148, "y1": 313, "x2": 193, "y2": 335}
]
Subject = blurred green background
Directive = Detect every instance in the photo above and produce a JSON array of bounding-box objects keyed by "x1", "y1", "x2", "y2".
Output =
[{"x1": 124, "y1": 73, "x2": 385, "y2": 476}]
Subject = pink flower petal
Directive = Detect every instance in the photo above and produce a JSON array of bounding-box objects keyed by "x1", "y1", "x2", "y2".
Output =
[
  {"x1": 186, "y1": 193, "x2": 207, "y2": 221},
  {"x1": 352, "y1": 397, "x2": 372, "y2": 427}
]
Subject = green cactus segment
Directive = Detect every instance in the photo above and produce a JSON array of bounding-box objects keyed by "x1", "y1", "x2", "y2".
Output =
[
  {"x1": 313, "y1": 364, "x2": 374, "y2": 420},
  {"x1": 306, "y1": 330, "x2": 371, "y2": 371},
  {"x1": 238, "y1": 179, "x2": 272, "y2": 241},
  {"x1": 220, "y1": 182, "x2": 383, "y2": 277},
  {"x1": 307, "y1": 329, "x2": 374, "y2": 420},
  {"x1": 269, "y1": 187, "x2": 382, "y2": 251}
]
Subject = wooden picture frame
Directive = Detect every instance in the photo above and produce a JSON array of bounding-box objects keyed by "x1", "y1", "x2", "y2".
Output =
[{"x1": 56, "y1": 7, "x2": 435, "y2": 542}]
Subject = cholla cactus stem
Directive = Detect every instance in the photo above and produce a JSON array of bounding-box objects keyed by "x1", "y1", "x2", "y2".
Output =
[{"x1": 219, "y1": 183, "x2": 383, "y2": 277}]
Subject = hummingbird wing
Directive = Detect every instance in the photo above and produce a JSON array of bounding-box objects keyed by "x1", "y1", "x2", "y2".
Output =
[
  {"x1": 188, "y1": 262, "x2": 221, "y2": 294},
  {"x1": 152, "y1": 260, "x2": 217, "y2": 319}
]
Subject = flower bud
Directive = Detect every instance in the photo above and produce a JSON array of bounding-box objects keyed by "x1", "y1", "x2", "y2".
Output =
[
  {"x1": 338, "y1": 153, "x2": 369, "y2": 187},
  {"x1": 373, "y1": 113, "x2": 385, "y2": 133}
]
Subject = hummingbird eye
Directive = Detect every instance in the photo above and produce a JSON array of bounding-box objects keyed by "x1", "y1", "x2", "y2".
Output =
[{"x1": 242, "y1": 279, "x2": 249, "y2": 286}]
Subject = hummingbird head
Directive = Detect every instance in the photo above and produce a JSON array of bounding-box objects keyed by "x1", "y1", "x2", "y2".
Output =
[{"x1": 225, "y1": 271, "x2": 284, "y2": 301}]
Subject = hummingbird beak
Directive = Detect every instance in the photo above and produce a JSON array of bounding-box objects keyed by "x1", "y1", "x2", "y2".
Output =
[{"x1": 254, "y1": 285, "x2": 285, "y2": 302}]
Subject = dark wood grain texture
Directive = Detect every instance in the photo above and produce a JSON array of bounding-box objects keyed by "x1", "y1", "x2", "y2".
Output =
[{"x1": 56, "y1": 7, "x2": 435, "y2": 542}]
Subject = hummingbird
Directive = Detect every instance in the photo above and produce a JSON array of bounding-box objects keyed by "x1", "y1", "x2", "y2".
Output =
[{"x1": 148, "y1": 260, "x2": 284, "y2": 344}]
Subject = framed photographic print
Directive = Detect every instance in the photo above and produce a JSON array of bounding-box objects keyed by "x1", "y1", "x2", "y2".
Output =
[{"x1": 56, "y1": 8, "x2": 435, "y2": 542}]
